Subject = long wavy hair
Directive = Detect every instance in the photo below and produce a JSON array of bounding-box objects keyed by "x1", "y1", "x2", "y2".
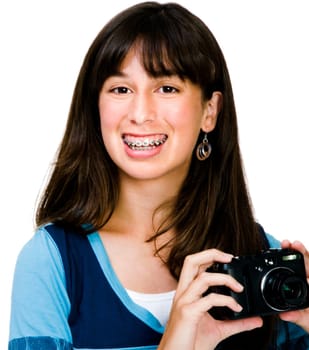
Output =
[{"x1": 36, "y1": 2, "x2": 276, "y2": 348}]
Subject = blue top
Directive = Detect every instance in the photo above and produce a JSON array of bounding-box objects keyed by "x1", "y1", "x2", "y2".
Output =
[{"x1": 8, "y1": 224, "x2": 309, "y2": 350}]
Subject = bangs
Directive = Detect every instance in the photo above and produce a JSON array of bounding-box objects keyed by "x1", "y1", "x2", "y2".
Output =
[
  {"x1": 137, "y1": 34, "x2": 191, "y2": 80},
  {"x1": 129, "y1": 12, "x2": 208, "y2": 84},
  {"x1": 91, "y1": 2, "x2": 222, "y2": 98}
]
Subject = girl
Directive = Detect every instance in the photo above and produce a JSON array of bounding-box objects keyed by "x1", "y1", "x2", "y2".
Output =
[{"x1": 9, "y1": 2, "x2": 309, "y2": 349}]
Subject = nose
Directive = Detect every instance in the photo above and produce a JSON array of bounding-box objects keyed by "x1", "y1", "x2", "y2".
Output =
[{"x1": 128, "y1": 92, "x2": 156, "y2": 124}]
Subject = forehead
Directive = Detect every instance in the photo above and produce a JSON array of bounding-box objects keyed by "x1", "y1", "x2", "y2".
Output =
[{"x1": 118, "y1": 48, "x2": 144, "y2": 71}]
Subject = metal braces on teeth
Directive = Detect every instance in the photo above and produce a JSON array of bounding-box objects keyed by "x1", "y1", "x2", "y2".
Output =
[{"x1": 124, "y1": 136, "x2": 167, "y2": 148}]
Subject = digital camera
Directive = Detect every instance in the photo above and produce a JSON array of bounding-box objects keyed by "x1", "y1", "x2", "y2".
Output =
[{"x1": 206, "y1": 248, "x2": 309, "y2": 320}]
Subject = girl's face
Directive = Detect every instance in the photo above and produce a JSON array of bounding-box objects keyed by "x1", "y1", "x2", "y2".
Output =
[{"x1": 98, "y1": 49, "x2": 220, "y2": 184}]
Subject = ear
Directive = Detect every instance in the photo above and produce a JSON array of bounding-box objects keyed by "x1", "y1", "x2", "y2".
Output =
[{"x1": 200, "y1": 91, "x2": 222, "y2": 132}]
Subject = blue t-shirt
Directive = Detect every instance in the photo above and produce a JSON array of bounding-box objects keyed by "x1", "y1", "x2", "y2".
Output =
[{"x1": 8, "y1": 224, "x2": 309, "y2": 349}]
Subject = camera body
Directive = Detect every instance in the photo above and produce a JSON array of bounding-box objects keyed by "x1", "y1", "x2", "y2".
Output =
[{"x1": 206, "y1": 248, "x2": 309, "y2": 320}]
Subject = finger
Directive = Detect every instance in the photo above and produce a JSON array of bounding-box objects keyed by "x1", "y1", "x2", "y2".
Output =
[
  {"x1": 220, "y1": 316, "x2": 263, "y2": 340},
  {"x1": 281, "y1": 239, "x2": 292, "y2": 249},
  {"x1": 199, "y1": 292, "x2": 243, "y2": 315},
  {"x1": 282, "y1": 240, "x2": 309, "y2": 277},
  {"x1": 281, "y1": 240, "x2": 308, "y2": 256},
  {"x1": 177, "y1": 271, "x2": 243, "y2": 305},
  {"x1": 197, "y1": 271, "x2": 243, "y2": 296},
  {"x1": 292, "y1": 241, "x2": 309, "y2": 276},
  {"x1": 178, "y1": 292, "x2": 244, "y2": 324},
  {"x1": 177, "y1": 250, "x2": 233, "y2": 296},
  {"x1": 279, "y1": 309, "x2": 309, "y2": 332},
  {"x1": 290, "y1": 240, "x2": 308, "y2": 256},
  {"x1": 279, "y1": 309, "x2": 302, "y2": 323}
]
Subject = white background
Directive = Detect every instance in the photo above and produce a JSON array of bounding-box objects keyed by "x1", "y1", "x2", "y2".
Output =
[{"x1": 1, "y1": 0, "x2": 308, "y2": 347}]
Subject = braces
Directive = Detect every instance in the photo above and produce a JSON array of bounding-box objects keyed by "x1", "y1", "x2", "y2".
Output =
[{"x1": 124, "y1": 136, "x2": 167, "y2": 148}]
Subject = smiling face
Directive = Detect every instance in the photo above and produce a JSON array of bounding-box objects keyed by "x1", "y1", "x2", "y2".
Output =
[{"x1": 98, "y1": 49, "x2": 220, "y2": 184}]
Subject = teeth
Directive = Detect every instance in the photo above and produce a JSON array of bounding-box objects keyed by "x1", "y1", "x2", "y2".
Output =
[{"x1": 123, "y1": 135, "x2": 167, "y2": 150}]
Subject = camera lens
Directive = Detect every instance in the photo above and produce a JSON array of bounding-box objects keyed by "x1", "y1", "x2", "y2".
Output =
[
  {"x1": 281, "y1": 277, "x2": 304, "y2": 301},
  {"x1": 261, "y1": 267, "x2": 308, "y2": 311}
]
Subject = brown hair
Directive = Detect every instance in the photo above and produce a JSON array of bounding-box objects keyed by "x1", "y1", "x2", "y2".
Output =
[{"x1": 36, "y1": 3, "x2": 275, "y2": 348}]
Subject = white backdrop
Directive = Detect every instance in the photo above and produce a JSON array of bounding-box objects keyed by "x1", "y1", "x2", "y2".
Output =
[{"x1": 1, "y1": 0, "x2": 308, "y2": 347}]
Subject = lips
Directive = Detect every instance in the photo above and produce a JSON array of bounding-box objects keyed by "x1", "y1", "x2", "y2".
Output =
[{"x1": 122, "y1": 134, "x2": 168, "y2": 150}]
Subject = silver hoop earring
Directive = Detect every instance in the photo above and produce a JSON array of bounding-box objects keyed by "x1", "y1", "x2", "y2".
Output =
[{"x1": 196, "y1": 133, "x2": 212, "y2": 161}]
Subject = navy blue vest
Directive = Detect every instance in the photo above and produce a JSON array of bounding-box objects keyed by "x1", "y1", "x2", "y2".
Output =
[{"x1": 46, "y1": 224, "x2": 162, "y2": 349}]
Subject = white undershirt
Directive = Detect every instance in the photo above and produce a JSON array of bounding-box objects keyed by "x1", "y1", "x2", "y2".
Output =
[{"x1": 126, "y1": 289, "x2": 176, "y2": 326}]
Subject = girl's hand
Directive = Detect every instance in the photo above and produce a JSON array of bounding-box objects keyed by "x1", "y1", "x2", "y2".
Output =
[
  {"x1": 158, "y1": 249, "x2": 263, "y2": 350},
  {"x1": 279, "y1": 240, "x2": 309, "y2": 333}
]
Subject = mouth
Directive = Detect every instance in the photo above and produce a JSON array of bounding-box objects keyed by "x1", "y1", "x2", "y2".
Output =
[{"x1": 122, "y1": 134, "x2": 168, "y2": 150}]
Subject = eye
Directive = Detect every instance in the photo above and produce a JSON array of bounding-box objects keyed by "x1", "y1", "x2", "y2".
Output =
[
  {"x1": 158, "y1": 85, "x2": 179, "y2": 94},
  {"x1": 110, "y1": 86, "x2": 132, "y2": 94}
]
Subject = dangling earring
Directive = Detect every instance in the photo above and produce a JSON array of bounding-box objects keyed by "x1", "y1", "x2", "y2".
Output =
[{"x1": 196, "y1": 133, "x2": 212, "y2": 161}]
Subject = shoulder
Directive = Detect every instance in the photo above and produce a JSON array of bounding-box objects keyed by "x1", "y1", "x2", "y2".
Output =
[
  {"x1": 15, "y1": 224, "x2": 65, "y2": 274},
  {"x1": 265, "y1": 232, "x2": 281, "y2": 248},
  {"x1": 10, "y1": 224, "x2": 72, "y2": 343},
  {"x1": 11, "y1": 224, "x2": 68, "y2": 304},
  {"x1": 256, "y1": 223, "x2": 281, "y2": 249}
]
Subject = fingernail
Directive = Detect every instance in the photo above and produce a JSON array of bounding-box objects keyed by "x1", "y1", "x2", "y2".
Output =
[
  {"x1": 236, "y1": 303, "x2": 243, "y2": 311},
  {"x1": 236, "y1": 283, "x2": 244, "y2": 292}
]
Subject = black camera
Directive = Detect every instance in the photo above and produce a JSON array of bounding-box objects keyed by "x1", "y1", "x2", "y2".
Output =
[{"x1": 206, "y1": 248, "x2": 309, "y2": 320}]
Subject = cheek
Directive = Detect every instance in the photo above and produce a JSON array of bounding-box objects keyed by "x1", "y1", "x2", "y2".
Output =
[
  {"x1": 98, "y1": 103, "x2": 121, "y2": 152},
  {"x1": 99, "y1": 100, "x2": 123, "y2": 131},
  {"x1": 166, "y1": 101, "x2": 204, "y2": 132},
  {"x1": 168, "y1": 102, "x2": 205, "y2": 153}
]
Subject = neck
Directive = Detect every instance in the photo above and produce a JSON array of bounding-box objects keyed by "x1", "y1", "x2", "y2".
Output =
[{"x1": 104, "y1": 174, "x2": 184, "y2": 240}]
